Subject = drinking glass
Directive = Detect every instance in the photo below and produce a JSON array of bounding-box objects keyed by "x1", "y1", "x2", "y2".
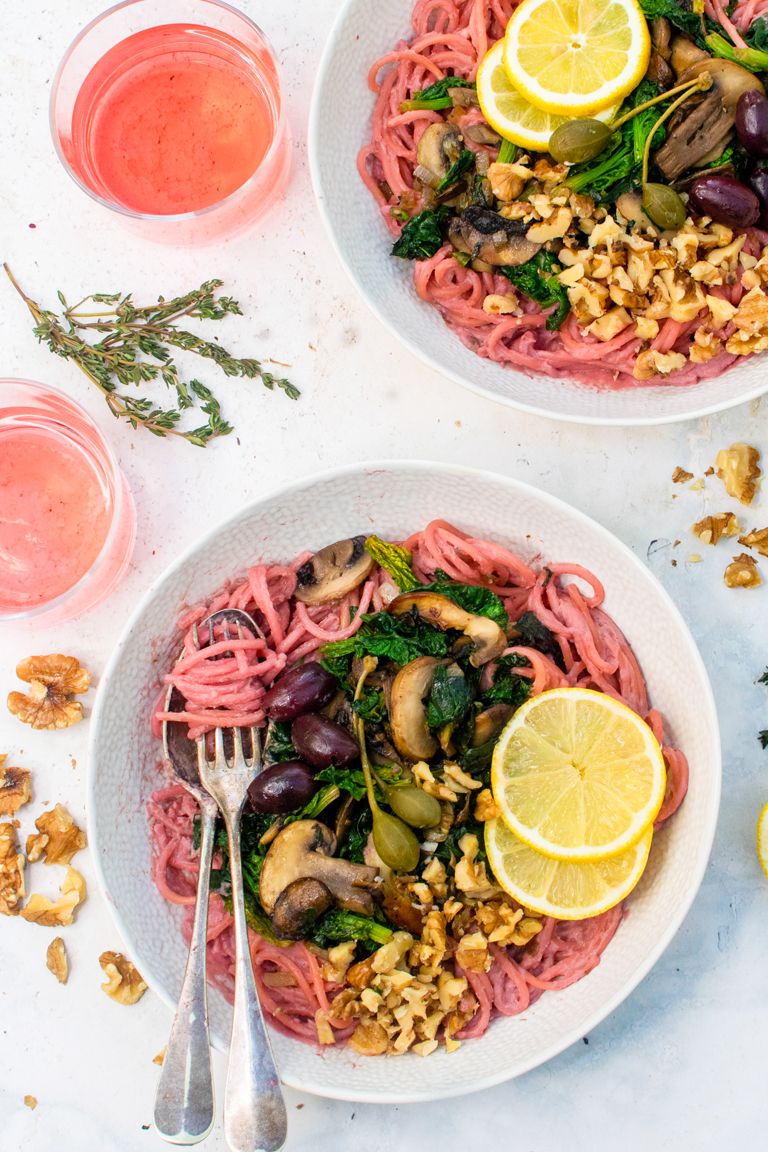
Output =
[
  {"x1": 50, "y1": 0, "x2": 291, "y2": 246},
  {"x1": 0, "y1": 379, "x2": 136, "y2": 627}
]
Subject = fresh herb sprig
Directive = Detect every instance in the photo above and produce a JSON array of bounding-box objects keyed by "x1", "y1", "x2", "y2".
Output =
[{"x1": 4, "y1": 265, "x2": 299, "y2": 447}]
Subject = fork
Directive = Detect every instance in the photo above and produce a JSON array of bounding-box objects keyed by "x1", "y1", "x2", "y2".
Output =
[{"x1": 196, "y1": 617, "x2": 287, "y2": 1152}]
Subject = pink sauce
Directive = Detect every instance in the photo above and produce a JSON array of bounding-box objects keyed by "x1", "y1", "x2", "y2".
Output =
[{"x1": 0, "y1": 428, "x2": 110, "y2": 611}]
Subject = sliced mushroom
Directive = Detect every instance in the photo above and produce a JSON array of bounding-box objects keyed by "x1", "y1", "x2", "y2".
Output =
[
  {"x1": 294, "y1": 536, "x2": 374, "y2": 605},
  {"x1": 388, "y1": 590, "x2": 507, "y2": 667},
  {"x1": 271, "y1": 878, "x2": 334, "y2": 940},
  {"x1": 416, "y1": 122, "x2": 464, "y2": 181},
  {"x1": 463, "y1": 123, "x2": 502, "y2": 146},
  {"x1": 389, "y1": 656, "x2": 450, "y2": 761},
  {"x1": 669, "y1": 35, "x2": 709, "y2": 78},
  {"x1": 259, "y1": 820, "x2": 380, "y2": 919},
  {"x1": 646, "y1": 18, "x2": 673, "y2": 89},
  {"x1": 472, "y1": 702, "x2": 514, "y2": 747},
  {"x1": 616, "y1": 189, "x2": 659, "y2": 233},
  {"x1": 655, "y1": 59, "x2": 764, "y2": 181},
  {"x1": 449, "y1": 206, "x2": 542, "y2": 266}
]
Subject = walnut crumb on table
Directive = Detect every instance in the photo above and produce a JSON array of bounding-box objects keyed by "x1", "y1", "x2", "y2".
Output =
[
  {"x1": 46, "y1": 937, "x2": 68, "y2": 984},
  {"x1": 99, "y1": 952, "x2": 148, "y2": 1005},
  {"x1": 724, "y1": 554, "x2": 763, "y2": 588},
  {"x1": 27, "y1": 804, "x2": 86, "y2": 866},
  {"x1": 21, "y1": 867, "x2": 86, "y2": 927},
  {"x1": 715, "y1": 444, "x2": 762, "y2": 507},
  {"x1": 739, "y1": 527, "x2": 768, "y2": 556},
  {"x1": 0, "y1": 755, "x2": 31, "y2": 815},
  {"x1": 24, "y1": 1096, "x2": 37, "y2": 1110}
]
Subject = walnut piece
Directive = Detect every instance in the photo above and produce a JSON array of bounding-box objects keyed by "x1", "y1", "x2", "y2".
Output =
[
  {"x1": 0, "y1": 822, "x2": 25, "y2": 915},
  {"x1": 691, "y1": 512, "x2": 740, "y2": 546},
  {"x1": 24, "y1": 1096, "x2": 37, "y2": 1110},
  {"x1": 46, "y1": 937, "x2": 68, "y2": 984},
  {"x1": 739, "y1": 527, "x2": 768, "y2": 556},
  {"x1": 8, "y1": 655, "x2": 92, "y2": 730},
  {"x1": 26, "y1": 804, "x2": 86, "y2": 866},
  {"x1": 474, "y1": 788, "x2": 501, "y2": 821},
  {"x1": 349, "y1": 1018, "x2": 388, "y2": 1056},
  {"x1": 153, "y1": 1047, "x2": 167, "y2": 1066},
  {"x1": 716, "y1": 443, "x2": 761, "y2": 506},
  {"x1": 672, "y1": 467, "x2": 694, "y2": 484},
  {"x1": 99, "y1": 951, "x2": 148, "y2": 1005},
  {"x1": 724, "y1": 553, "x2": 762, "y2": 588},
  {"x1": 0, "y1": 756, "x2": 31, "y2": 816},
  {"x1": 21, "y1": 867, "x2": 86, "y2": 927}
]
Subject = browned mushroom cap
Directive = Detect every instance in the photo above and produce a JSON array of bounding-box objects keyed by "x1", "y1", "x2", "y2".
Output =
[
  {"x1": 388, "y1": 590, "x2": 507, "y2": 667},
  {"x1": 655, "y1": 59, "x2": 764, "y2": 180},
  {"x1": 646, "y1": 18, "x2": 674, "y2": 89},
  {"x1": 472, "y1": 702, "x2": 514, "y2": 747},
  {"x1": 389, "y1": 656, "x2": 450, "y2": 761},
  {"x1": 271, "y1": 877, "x2": 334, "y2": 940},
  {"x1": 259, "y1": 820, "x2": 380, "y2": 918},
  {"x1": 669, "y1": 35, "x2": 710, "y2": 78},
  {"x1": 449, "y1": 207, "x2": 542, "y2": 267},
  {"x1": 416, "y1": 122, "x2": 464, "y2": 180},
  {"x1": 294, "y1": 536, "x2": 374, "y2": 605}
]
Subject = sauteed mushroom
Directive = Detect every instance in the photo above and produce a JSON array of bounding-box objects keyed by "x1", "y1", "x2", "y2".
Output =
[
  {"x1": 389, "y1": 655, "x2": 451, "y2": 761},
  {"x1": 388, "y1": 590, "x2": 507, "y2": 666},
  {"x1": 271, "y1": 878, "x2": 334, "y2": 940},
  {"x1": 416, "y1": 121, "x2": 464, "y2": 180},
  {"x1": 294, "y1": 536, "x2": 374, "y2": 605},
  {"x1": 449, "y1": 206, "x2": 542, "y2": 266},
  {"x1": 472, "y1": 702, "x2": 514, "y2": 747},
  {"x1": 259, "y1": 820, "x2": 380, "y2": 921}
]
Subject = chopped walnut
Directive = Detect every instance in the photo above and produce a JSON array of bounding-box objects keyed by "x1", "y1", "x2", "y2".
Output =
[
  {"x1": 569, "y1": 192, "x2": 595, "y2": 218},
  {"x1": 633, "y1": 349, "x2": 686, "y2": 380},
  {"x1": 100, "y1": 951, "x2": 148, "y2": 1004},
  {"x1": 527, "y1": 207, "x2": 572, "y2": 242},
  {"x1": 421, "y1": 857, "x2": 447, "y2": 898},
  {"x1": 27, "y1": 804, "x2": 86, "y2": 866},
  {"x1": 412, "y1": 1039, "x2": 438, "y2": 1057},
  {"x1": 21, "y1": 867, "x2": 86, "y2": 927},
  {"x1": 8, "y1": 655, "x2": 91, "y2": 730},
  {"x1": 482, "y1": 293, "x2": 517, "y2": 315},
  {"x1": 315, "y1": 1009, "x2": 335, "y2": 1044},
  {"x1": 0, "y1": 756, "x2": 31, "y2": 816},
  {"x1": 692, "y1": 513, "x2": 740, "y2": 546},
  {"x1": 454, "y1": 833, "x2": 501, "y2": 899},
  {"x1": 474, "y1": 788, "x2": 501, "y2": 822},
  {"x1": 587, "y1": 306, "x2": 632, "y2": 342},
  {"x1": 412, "y1": 761, "x2": 457, "y2": 803},
  {"x1": 706, "y1": 294, "x2": 737, "y2": 331},
  {"x1": 634, "y1": 317, "x2": 659, "y2": 342},
  {"x1": 46, "y1": 937, "x2": 68, "y2": 984},
  {"x1": 442, "y1": 762, "x2": 482, "y2": 792},
  {"x1": 739, "y1": 527, "x2": 768, "y2": 556},
  {"x1": 672, "y1": 467, "x2": 694, "y2": 484},
  {"x1": 410, "y1": 910, "x2": 447, "y2": 973},
  {"x1": 0, "y1": 822, "x2": 25, "y2": 915},
  {"x1": 715, "y1": 443, "x2": 761, "y2": 505},
  {"x1": 320, "y1": 940, "x2": 357, "y2": 985},
  {"x1": 724, "y1": 553, "x2": 762, "y2": 588},
  {"x1": 349, "y1": 1018, "x2": 388, "y2": 1056},
  {"x1": 487, "y1": 161, "x2": 531, "y2": 202}
]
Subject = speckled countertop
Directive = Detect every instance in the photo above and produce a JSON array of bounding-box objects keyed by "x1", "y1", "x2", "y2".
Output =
[{"x1": 2, "y1": 3, "x2": 768, "y2": 1150}]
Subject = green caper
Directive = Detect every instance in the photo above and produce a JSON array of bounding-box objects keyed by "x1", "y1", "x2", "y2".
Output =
[
  {"x1": 383, "y1": 784, "x2": 442, "y2": 829},
  {"x1": 372, "y1": 809, "x2": 421, "y2": 872},
  {"x1": 642, "y1": 183, "x2": 686, "y2": 230},
  {"x1": 548, "y1": 119, "x2": 613, "y2": 165}
]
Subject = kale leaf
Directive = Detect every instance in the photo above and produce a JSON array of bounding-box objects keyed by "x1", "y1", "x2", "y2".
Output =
[
  {"x1": 424, "y1": 568, "x2": 509, "y2": 627},
  {"x1": 265, "y1": 720, "x2": 297, "y2": 763},
  {"x1": 315, "y1": 764, "x2": 369, "y2": 801},
  {"x1": 482, "y1": 654, "x2": 532, "y2": 709},
  {"x1": 760, "y1": 730, "x2": 768, "y2": 750},
  {"x1": 309, "y1": 908, "x2": 393, "y2": 950},
  {"x1": 392, "y1": 207, "x2": 449, "y2": 261},
  {"x1": 352, "y1": 686, "x2": 387, "y2": 723},
  {"x1": 340, "y1": 806, "x2": 373, "y2": 864},
  {"x1": 515, "y1": 610, "x2": 567, "y2": 669},
  {"x1": 365, "y1": 535, "x2": 421, "y2": 591},
  {"x1": 499, "y1": 250, "x2": 570, "y2": 331},
  {"x1": 748, "y1": 15, "x2": 768, "y2": 49},
  {"x1": 426, "y1": 665, "x2": 474, "y2": 729},
  {"x1": 760, "y1": 666, "x2": 768, "y2": 685},
  {"x1": 459, "y1": 738, "x2": 496, "y2": 778},
  {"x1": 322, "y1": 607, "x2": 451, "y2": 666},
  {"x1": 435, "y1": 149, "x2": 475, "y2": 194},
  {"x1": 401, "y1": 76, "x2": 475, "y2": 111}
]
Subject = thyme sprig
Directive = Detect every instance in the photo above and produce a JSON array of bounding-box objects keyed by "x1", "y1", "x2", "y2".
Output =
[{"x1": 4, "y1": 265, "x2": 299, "y2": 447}]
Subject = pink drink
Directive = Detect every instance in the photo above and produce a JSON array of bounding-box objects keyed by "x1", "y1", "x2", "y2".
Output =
[
  {"x1": 51, "y1": 2, "x2": 290, "y2": 245},
  {"x1": 0, "y1": 380, "x2": 135, "y2": 625}
]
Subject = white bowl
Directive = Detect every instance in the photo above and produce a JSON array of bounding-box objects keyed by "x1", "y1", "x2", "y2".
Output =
[
  {"x1": 308, "y1": 0, "x2": 768, "y2": 426},
  {"x1": 87, "y1": 461, "x2": 720, "y2": 1101}
]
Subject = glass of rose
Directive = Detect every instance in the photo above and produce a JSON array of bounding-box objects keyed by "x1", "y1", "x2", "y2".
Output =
[
  {"x1": 0, "y1": 380, "x2": 136, "y2": 627},
  {"x1": 50, "y1": 0, "x2": 290, "y2": 246}
]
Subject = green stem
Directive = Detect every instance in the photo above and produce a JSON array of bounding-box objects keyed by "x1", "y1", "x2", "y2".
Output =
[
  {"x1": 642, "y1": 74, "x2": 713, "y2": 185},
  {"x1": 353, "y1": 657, "x2": 381, "y2": 814},
  {"x1": 497, "y1": 138, "x2": 516, "y2": 163},
  {"x1": 612, "y1": 75, "x2": 709, "y2": 133},
  {"x1": 706, "y1": 31, "x2": 768, "y2": 73}
]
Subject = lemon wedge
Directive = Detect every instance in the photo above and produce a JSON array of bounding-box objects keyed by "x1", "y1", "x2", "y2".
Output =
[
  {"x1": 485, "y1": 817, "x2": 652, "y2": 919},
  {"x1": 491, "y1": 687, "x2": 666, "y2": 862},
  {"x1": 502, "y1": 0, "x2": 651, "y2": 117},
  {"x1": 476, "y1": 40, "x2": 620, "y2": 151},
  {"x1": 758, "y1": 802, "x2": 768, "y2": 881}
]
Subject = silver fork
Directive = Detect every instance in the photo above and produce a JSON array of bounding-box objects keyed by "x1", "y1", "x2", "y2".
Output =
[{"x1": 196, "y1": 616, "x2": 287, "y2": 1152}]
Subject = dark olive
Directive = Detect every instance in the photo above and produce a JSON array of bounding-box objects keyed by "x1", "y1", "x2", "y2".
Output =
[
  {"x1": 736, "y1": 90, "x2": 768, "y2": 158},
  {"x1": 291, "y1": 712, "x2": 359, "y2": 769},
  {"x1": 548, "y1": 119, "x2": 613, "y2": 165},
  {"x1": 688, "y1": 175, "x2": 760, "y2": 229},
  {"x1": 748, "y1": 164, "x2": 768, "y2": 227},
  {"x1": 643, "y1": 183, "x2": 686, "y2": 230},
  {"x1": 262, "y1": 662, "x2": 337, "y2": 721},
  {"x1": 247, "y1": 761, "x2": 318, "y2": 814}
]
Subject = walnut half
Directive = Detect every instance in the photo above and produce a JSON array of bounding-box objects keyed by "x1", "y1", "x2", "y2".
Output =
[
  {"x1": 0, "y1": 822, "x2": 25, "y2": 915},
  {"x1": 724, "y1": 553, "x2": 763, "y2": 588},
  {"x1": 0, "y1": 755, "x2": 31, "y2": 816},
  {"x1": 46, "y1": 937, "x2": 69, "y2": 984},
  {"x1": 715, "y1": 443, "x2": 761, "y2": 506},
  {"x1": 100, "y1": 952, "x2": 148, "y2": 1005},
  {"x1": 21, "y1": 867, "x2": 86, "y2": 927},
  {"x1": 7, "y1": 655, "x2": 92, "y2": 730},
  {"x1": 692, "y1": 512, "x2": 740, "y2": 546},
  {"x1": 27, "y1": 804, "x2": 86, "y2": 866},
  {"x1": 739, "y1": 527, "x2": 768, "y2": 557}
]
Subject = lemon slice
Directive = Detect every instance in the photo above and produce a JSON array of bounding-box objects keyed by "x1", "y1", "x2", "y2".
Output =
[
  {"x1": 476, "y1": 40, "x2": 620, "y2": 151},
  {"x1": 485, "y1": 817, "x2": 652, "y2": 919},
  {"x1": 758, "y1": 802, "x2": 768, "y2": 881},
  {"x1": 491, "y1": 687, "x2": 666, "y2": 862},
  {"x1": 502, "y1": 0, "x2": 650, "y2": 117}
]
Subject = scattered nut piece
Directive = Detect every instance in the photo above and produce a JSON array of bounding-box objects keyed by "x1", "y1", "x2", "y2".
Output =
[
  {"x1": 0, "y1": 756, "x2": 31, "y2": 816},
  {"x1": 348, "y1": 1018, "x2": 388, "y2": 1056},
  {"x1": 46, "y1": 937, "x2": 68, "y2": 984},
  {"x1": 0, "y1": 822, "x2": 25, "y2": 915},
  {"x1": 21, "y1": 867, "x2": 86, "y2": 927},
  {"x1": 314, "y1": 1009, "x2": 335, "y2": 1045},
  {"x1": 688, "y1": 554, "x2": 702, "y2": 563},
  {"x1": 482, "y1": 294, "x2": 517, "y2": 315},
  {"x1": 153, "y1": 1047, "x2": 167, "y2": 1066},
  {"x1": 692, "y1": 512, "x2": 740, "y2": 546},
  {"x1": 689, "y1": 478, "x2": 705, "y2": 491},
  {"x1": 474, "y1": 788, "x2": 501, "y2": 821},
  {"x1": 715, "y1": 443, "x2": 761, "y2": 506},
  {"x1": 672, "y1": 467, "x2": 694, "y2": 484},
  {"x1": 724, "y1": 553, "x2": 763, "y2": 588},
  {"x1": 26, "y1": 804, "x2": 86, "y2": 866},
  {"x1": 24, "y1": 1096, "x2": 37, "y2": 1110},
  {"x1": 8, "y1": 655, "x2": 92, "y2": 730},
  {"x1": 100, "y1": 951, "x2": 148, "y2": 1004},
  {"x1": 412, "y1": 1039, "x2": 439, "y2": 1057}
]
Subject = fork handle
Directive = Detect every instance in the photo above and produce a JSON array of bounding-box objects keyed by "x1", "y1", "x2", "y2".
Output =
[
  {"x1": 154, "y1": 795, "x2": 217, "y2": 1144},
  {"x1": 223, "y1": 804, "x2": 287, "y2": 1152}
]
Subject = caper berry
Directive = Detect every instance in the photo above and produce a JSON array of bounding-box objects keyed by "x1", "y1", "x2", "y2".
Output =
[
  {"x1": 372, "y1": 809, "x2": 421, "y2": 872},
  {"x1": 642, "y1": 183, "x2": 686, "y2": 231},
  {"x1": 384, "y1": 784, "x2": 442, "y2": 829},
  {"x1": 548, "y1": 119, "x2": 613, "y2": 165}
]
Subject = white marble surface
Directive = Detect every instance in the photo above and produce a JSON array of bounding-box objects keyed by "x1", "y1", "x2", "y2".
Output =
[{"x1": 1, "y1": 2, "x2": 767, "y2": 1149}]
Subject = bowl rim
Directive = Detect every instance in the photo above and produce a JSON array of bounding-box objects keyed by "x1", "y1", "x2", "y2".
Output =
[
  {"x1": 86, "y1": 458, "x2": 722, "y2": 1101},
  {"x1": 307, "y1": 0, "x2": 768, "y2": 428}
]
